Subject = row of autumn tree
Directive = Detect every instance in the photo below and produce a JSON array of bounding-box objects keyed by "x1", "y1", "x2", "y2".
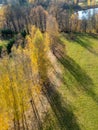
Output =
[
  {"x1": 0, "y1": 1, "x2": 98, "y2": 35},
  {"x1": 1, "y1": 0, "x2": 97, "y2": 6},
  {"x1": 0, "y1": 25, "x2": 55, "y2": 130}
]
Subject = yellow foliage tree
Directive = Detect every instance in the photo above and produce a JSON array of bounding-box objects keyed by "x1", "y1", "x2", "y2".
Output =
[
  {"x1": 0, "y1": 25, "x2": 51, "y2": 130},
  {"x1": 25, "y1": 26, "x2": 50, "y2": 85}
]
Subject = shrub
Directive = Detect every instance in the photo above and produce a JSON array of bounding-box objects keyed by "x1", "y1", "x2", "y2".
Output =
[
  {"x1": 0, "y1": 46, "x2": 2, "y2": 57},
  {"x1": 1, "y1": 29, "x2": 15, "y2": 39},
  {"x1": 6, "y1": 39, "x2": 15, "y2": 54}
]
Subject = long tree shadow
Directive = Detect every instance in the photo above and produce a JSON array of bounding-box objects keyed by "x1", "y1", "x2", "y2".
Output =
[
  {"x1": 84, "y1": 33, "x2": 98, "y2": 40},
  {"x1": 56, "y1": 54, "x2": 98, "y2": 103},
  {"x1": 74, "y1": 37, "x2": 98, "y2": 56},
  {"x1": 63, "y1": 33, "x2": 98, "y2": 56},
  {"x1": 42, "y1": 81, "x2": 81, "y2": 130}
]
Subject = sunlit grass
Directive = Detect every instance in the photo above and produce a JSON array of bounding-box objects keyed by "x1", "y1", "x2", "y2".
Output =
[
  {"x1": 59, "y1": 33, "x2": 98, "y2": 130},
  {"x1": 0, "y1": 40, "x2": 8, "y2": 47}
]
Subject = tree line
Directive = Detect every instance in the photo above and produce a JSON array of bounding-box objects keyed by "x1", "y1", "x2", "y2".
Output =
[
  {"x1": 0, "y1": 1, "x2": 98, "y2": 37},
  {"x1": 0, "y1": 26, "x2": 53, "y2": 130}
]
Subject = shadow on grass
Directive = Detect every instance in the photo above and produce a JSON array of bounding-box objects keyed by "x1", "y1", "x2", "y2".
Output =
[
  {"x1": 74, "y1": 37, "x2": 98, "y2": 56},
  {"x1": 57, "y1": 54, "x2": 98, "y2": 103},
  {"x1": 62, "y1": 33, "x2": 98, "y2": 56},
  {"x1": 77, "y1": 33, "x2": 98, "y2": 40},
  {"x1": 42, "y1": 81, "x2": 81, "y2": 130}
]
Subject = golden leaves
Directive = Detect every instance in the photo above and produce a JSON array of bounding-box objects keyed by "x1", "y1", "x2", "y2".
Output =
[
  {"x1": 0, "y1": 25, "x2": 51, "y2": 130},
  {"x1": 0, "y1": 114, "x2": 9, "y2": 130}
]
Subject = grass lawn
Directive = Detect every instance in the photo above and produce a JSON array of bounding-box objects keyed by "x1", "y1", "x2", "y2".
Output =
[
  {"x1": 0, "y1": 40, "x2": 9, "y2": 55},
  {"x1": 0, "y1": 40, "x2": 9, "y2": 47},
  {"x1": 60, "y1": 33, "x2": 98, "y2": 130},
  {"x1": 43, "y1": 33, "x2": 98, "y2": 130}
]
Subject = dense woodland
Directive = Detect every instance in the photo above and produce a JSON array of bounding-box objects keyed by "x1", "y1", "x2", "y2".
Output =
[{"x1": 0, "y1": 0, "x2": 98, "y2": 130}]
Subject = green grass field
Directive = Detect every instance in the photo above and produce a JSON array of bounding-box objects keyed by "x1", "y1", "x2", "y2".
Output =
[
  {"x1": 60, "y1": 33, "x2": 98, "y2": 130},
  {"x1": 0, "y1": 40, "x2": 8, "y2": 47},
  {"x1": 43, "y1": 33, "x2": 98, "y2": 130},
  {"x1": 0, "y1": 40, "x2": 8, "y2": 54}
]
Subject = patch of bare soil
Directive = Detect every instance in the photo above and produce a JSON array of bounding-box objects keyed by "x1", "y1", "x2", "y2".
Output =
[{"x1": 48, "y1": 50, "x2": 63, "y2": 87}]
